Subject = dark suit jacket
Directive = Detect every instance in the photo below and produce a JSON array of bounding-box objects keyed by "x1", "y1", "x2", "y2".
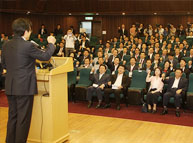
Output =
[
  {"x1": 1, "y1": 36, "x2": 56, "y2": 95},
  {"x1": 137, "y1": 58, "x2": 146, "y2": 68},
  {"x1": 181, "y1": 68, "x2": 191, "y2": 79},
  {"x1": 54, "y1": 28, "x2": 63, "y2": 36},
  {"x1": 126, "y1": 64, "x2": 139, "y2": 72},
  {"x1": 164, "y1": 76, "x2": 188, "y2": 94},
  {"x1": 38, "y1": 28, "x2": 47, "y2": 35},
  {"x1": 53, "y1": 46, "x2": 65, "y2": 56},
  {"x1": 118, "y1": 29, "x2": 128, "y2": 37},
  {"x1": 89, "y1": 73, "x2": 110, "y2": 87},
  {"x1": 108, "y1": 64, "x2": 119, "y2": 73},
  {"x1": 166, "y1": 58, "x2": 178, "y2": 70},
  {"x1": 108, "y1": 74, "x2": 129, "y2": 89},
  {"x1": 106, "y1": 55, "x2": 121, "y2": 68},
  {"x1": 80, "y1": 40, "x2": 90, "y2": 48}
]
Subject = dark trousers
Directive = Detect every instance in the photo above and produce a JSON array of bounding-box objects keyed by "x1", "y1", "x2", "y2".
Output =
[
  {"x1": 6, "y1": 95, "x2": 34, "y2": 143},
  {"x1": 87, "y1": 86, "x2": 103, "y2": 101},
  {"x1": 163, "y1": 88, "x2": 181, "y2": 108},
  {"x1": 104, "y1": 88, "x2": 123, "y2": 105},
  {"x1": 146, "y1": 91, "x2": 161, "y2": 105}
]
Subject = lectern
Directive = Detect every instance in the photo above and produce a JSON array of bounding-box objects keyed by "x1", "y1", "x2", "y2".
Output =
[{"x1": 28, "y1": 57, "x2": 73, "y2": 143}]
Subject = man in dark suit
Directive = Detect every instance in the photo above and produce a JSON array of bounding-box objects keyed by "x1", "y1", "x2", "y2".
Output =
[
  {"x1": 126, "y1": 57, "x2": 139, "y2": 77},
  {"x1": 167, "y1": 52, "x2": 178, "y2": 70},
  {"x1": 54, "y1": 24, "x2": 63, "y2": 36},
  {"x1": 106, "y1": 49, "x2": 120, "y2": 67},
  {"x1": 79, "y1": 36, "x2": 90, "y2": 49},
  {"x1": 179, "y1": 59, "x2": 190, "y2": 78},
  {"x1": 87, "y1": 64, "x2": 110, "y2": 108},
  {"x1": 1, "y1": 18, "x2": 56, "y2": 143},
  {"x1": 53, "y1": 42, "x2": 65, "y2": 57},
  {"x1": 108, "y1": 57, "x2": 120, "y2": 74},
  {"x1": 104, "y1": 65, "x2": 129, "y2": 110},
  {"x1": 38, "y1": 24, "x2": 47, "y2": 35},
  {"x1": 137, "y1": 52, "x2": 146, "y2": 69},
  {"x1": 161, "y1": 68, "x2": 188, "y2": 117},
  {"x1": 118, "y1": 24, "x2": 128, "y2": 38}
]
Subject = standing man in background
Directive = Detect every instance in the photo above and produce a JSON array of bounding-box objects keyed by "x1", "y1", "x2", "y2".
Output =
[
  {"x1": 1, "y1": 18, "x2": 56, "y2": 143},
  {"x1": 64, "y1": 29, "x2": 77, "y2": 57}
]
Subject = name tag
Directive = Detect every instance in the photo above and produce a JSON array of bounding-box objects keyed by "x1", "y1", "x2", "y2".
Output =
[
  {"x1": 112, "y1": 85, "x2": 118, "y2": 89},
  {"x1": 93, "y1": 84, "x2": 98, "y2": 88},
  {"x1": 129, "y1": 72, "x2": 132, "y2": 77}
]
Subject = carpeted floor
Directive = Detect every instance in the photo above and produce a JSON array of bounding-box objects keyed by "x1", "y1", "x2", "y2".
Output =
[
  {"x1": 1, "y1": 92, "x2": 193, "y2": 127},
  {"x1": 68, "y1": 101, "x2": 193, "y2": 127},
  {"x1": 0, "y1": 91, "x2": 8, "y2": 107}
]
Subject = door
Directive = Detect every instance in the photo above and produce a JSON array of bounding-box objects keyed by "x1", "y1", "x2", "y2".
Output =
[{"x1": 92, "y1": 21, "x2": 102, "y2": 39}]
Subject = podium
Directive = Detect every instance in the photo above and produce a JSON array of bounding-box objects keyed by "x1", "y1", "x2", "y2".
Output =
[{"x1": 28, "y1": 57, "x2": 73, "y2": 143}]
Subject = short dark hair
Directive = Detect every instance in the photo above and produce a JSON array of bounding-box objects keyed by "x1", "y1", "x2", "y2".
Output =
[
  {"x1": 180, "y1": 59, "x2": 186, "y2": 63},
  {"x1": 118, "y1": 64, "x2": 125, "y2": 69},
  {"x1": 84, "y1": 57, "x2": 90, "y2": 61},
  {"x1": 175, "y1": 68, "x2": 182, "y2": 73},
  {"x1": 12, "y1": 18, "x2": 32, "y2": 36},
  {"x1": 99, "y1": 64, "x2": 107, "y2": 70},
  {"x1": 168, "y1": 52, "x2": 174, "y2": 57},
  {"x1": 130, "y1": 57, "x2": 136, "y2": 61}
]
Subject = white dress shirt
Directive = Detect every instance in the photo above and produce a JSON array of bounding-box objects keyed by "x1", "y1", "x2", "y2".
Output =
[
  {"x1": 113, "y1": 73, "x2": 123, "y2": 88},
  {"x1": 172, "y1": 77, "x2": 180, "y2": 88},
  {"x1": 99, "y1": 73, "x2": 104, "y2": 80},
  {"x1": 64, "y1": 35, "x2": 77, "y2": 48}
]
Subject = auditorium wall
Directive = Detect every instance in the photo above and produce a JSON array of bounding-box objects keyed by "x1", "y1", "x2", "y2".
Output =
[{"x1": 0, "y1": 13, "x2": 193, "y2": 42}]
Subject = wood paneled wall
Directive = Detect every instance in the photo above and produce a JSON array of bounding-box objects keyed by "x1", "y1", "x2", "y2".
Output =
[
  {"x1": 1, "y1": 0, "x2": 193, "y2": 15},
  {"x1": 0, "y1": 13, "x2": 193, "y2": 42}
]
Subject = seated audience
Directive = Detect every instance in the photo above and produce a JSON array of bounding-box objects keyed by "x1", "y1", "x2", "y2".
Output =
[
  {"x1": 162, "y1": 60, "x2": 172, "y2": 78},
  {"x1": 87, "y1": 64, "x2": 110, "y2": 108},
  {"x1": 126, "y1": 57, "x2": 138, "y2": 78},
  {"x1": 161, "y1": 68, "x2": 188, "y2": 117},
  {"x1": 104, "y1": 65, "x2": 129, "y2": 110},
  {"x1": 146, "y1": 67, "x2": 164, "y2": 113}
]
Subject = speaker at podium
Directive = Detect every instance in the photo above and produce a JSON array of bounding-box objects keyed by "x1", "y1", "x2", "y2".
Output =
[{"x1": 28, "y1": 57, "x2": 73, "y2": 143}]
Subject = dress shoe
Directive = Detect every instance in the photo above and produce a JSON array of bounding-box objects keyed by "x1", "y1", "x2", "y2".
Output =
[
  {"x1": 147, "y1": 109, "x2": 152, "y2": 113},
  {"x1": 116, "y1": 105, "x2": 121, "y2": 110},
  {"x1": 161, "y1": 109, "x2": 168, "y2": 115},
  {"x1": 96, "y1": 103, "x2": 102, "y2": 109},
  {"x1": 175, "y1": 111, "x2": 180, "y2": 117},
  {"x1": 87, "y1": 102, "x2": 92, "y2": 108},
  {"x1": 103, "y1": 103, "x2": 111, "y2": 109},
  {"x1": 152, "y1": 110, "x2": 157, "y2": 114}
]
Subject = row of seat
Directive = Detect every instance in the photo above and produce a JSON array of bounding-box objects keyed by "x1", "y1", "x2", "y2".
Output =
[{"x1": 68, "y1": 68, "x2": 193, "y2": 107}]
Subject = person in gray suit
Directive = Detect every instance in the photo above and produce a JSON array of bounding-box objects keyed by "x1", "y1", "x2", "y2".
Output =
[
  {"x1": 161, "y1": 68, "x2": 188, "y2": 117},
  {"x1": 87, "y1": 64, "x2": 110, "y2": 108},
  {"x1": 1, "y1": 18, "x2": 56, "y2": 143}
]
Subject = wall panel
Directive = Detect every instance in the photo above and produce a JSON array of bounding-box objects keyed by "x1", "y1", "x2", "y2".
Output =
[{"x1": 0, "y1": 13, "x2": 193, "y2": 42}]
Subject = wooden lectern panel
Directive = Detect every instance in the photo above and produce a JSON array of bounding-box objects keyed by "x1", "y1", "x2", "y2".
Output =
[{"x1": 28, "y1": 57, "x2": 73, "y2": 143}]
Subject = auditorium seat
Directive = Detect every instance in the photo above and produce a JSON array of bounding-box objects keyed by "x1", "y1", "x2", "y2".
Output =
[
  {"x1": 68, "y1": 68, "x2": 77, "y2": 101},
  {"x1": 127, "y1": 70, "x2": 147, "y2": 105},
  {"x1": 187, "y1": 73, "x2": 193, "y2": 109},
  {"x1": 75, "y1": 68, "x2": 92, "y2": 101}
]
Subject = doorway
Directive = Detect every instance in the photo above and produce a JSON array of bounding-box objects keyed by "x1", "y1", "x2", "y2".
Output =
[{"x1": 80, "y1": 21, "x2": 92, "y2": 38}]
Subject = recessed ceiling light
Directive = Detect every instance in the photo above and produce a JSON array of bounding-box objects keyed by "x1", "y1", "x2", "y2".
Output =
[{"x1": 122, "y1": 12, "x2": 125, "y2": 15}]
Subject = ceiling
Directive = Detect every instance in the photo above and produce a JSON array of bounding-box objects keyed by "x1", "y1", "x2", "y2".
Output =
[{"x1": 0, "y1": 0, "x2": 193, "y2": 15}]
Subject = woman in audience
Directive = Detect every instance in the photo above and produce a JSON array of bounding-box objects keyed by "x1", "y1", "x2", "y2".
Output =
[
  {"x1": 146, "y1": 67, "x2": 164, "y2": 113},
  {"x1": 162, "y1": 60, "x2": 172, "y2": 78}
]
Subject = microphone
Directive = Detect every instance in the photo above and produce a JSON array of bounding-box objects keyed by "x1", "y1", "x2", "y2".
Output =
[{"x1": 50, "y1": 57, "x2": 56, "y2": 70}]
